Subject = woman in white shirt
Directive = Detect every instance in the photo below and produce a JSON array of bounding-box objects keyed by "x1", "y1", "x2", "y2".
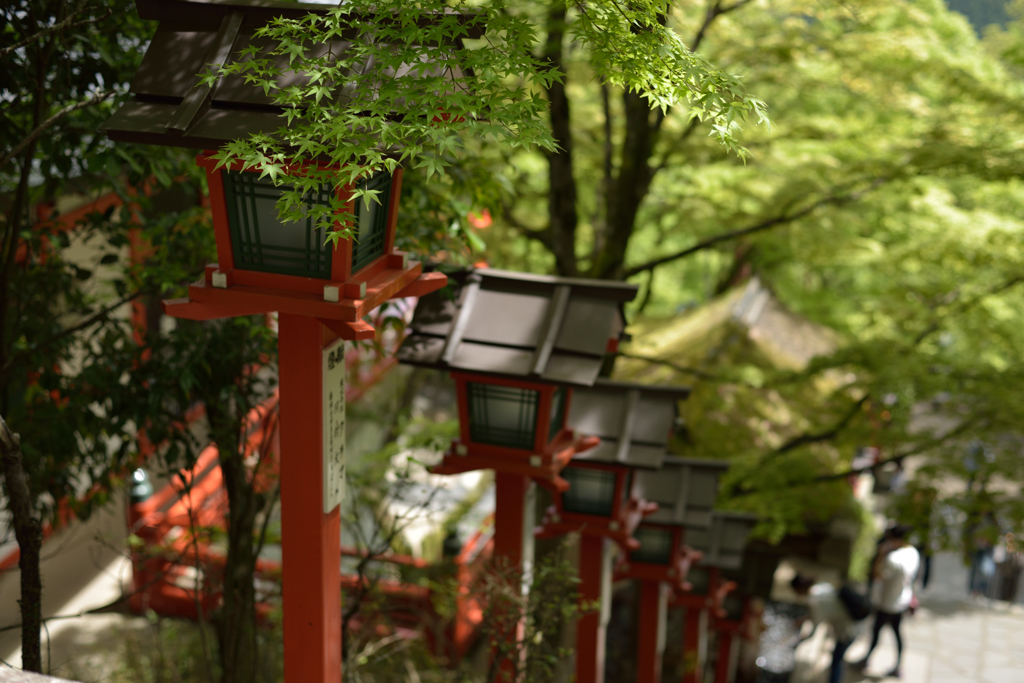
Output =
[{"x1": 853, "y1": 525, "x2": 920, "y2": 679}]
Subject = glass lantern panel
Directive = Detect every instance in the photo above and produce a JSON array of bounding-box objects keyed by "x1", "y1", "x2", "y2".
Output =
[
  {"x1": 687, "y1": 566, "x2": 710, "y2": 595},
  {"x1": 548, "y1": 386, "x2": 567, "y2": 443},
  {"x1": 351, "y1": 172, "x2": 393, "y2": 273},
  {"x1": 466, "y1": 382, "x2": 539, "y2": 449},
  {"x1": 630, "y1": 527, "x2": 674, "y2": 565},
  {"x1": 561, "y1": 466, "x2": 617, "y2": 517},
  {"x1": 722, "y1": 593, "x2": 744, "y2": 621},
  {"x1": 223, "y1": 170, "x2": 333, "y2": 278}
]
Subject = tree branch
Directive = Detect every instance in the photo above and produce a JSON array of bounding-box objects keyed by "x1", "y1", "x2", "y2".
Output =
[
  {"x1": 623, "y1": 177, "x2": 891, "y2": 278},
  {"x1": 650, "y1": 0, "x2": 754, "y2": 138},
  {"x1": 7, "y1": 290, "x2": 142, "y2": 371},
  {"x1": 652, "y1": 116, "x2": 702, "y2": 176},
  {"x1": 728, "y1": 412, "x2": 986, "y2": 498},
  {"x1": 690, "y1": 0, "x2": 753, "y2": 54},
  {"x1": 616, "y1": 351, "x2": 722, "y2": 382},
  {"x1": 0, "y1": 90, "x2": 116, "y2": 172},
  {"x1": 721, "y1": 395, "x2": 870, "y2": 498},
  {"x1": 0, "y1": 6, "x2": 110, "y2": 60},
  {"x1": 912, "y1": 276, "x2": 1024, "y2": 346},
  {"x1": 773, "y1": 395, "x2": 869, "y2": 457}
]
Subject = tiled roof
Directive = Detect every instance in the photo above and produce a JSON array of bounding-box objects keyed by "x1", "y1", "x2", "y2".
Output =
[
  {"x1": 567, "y1": 380, "x2": 689, "y2": 469},
  {"x1": 632, "y1": 456, "x2": 730, "y2": 527},
  {"x1": 102, "y1": 0, "x2": 478, "y2": 149},
  {"x1": 398, "y1": 269, "x2": 638, "y2": 386},
  {"x1": 685, "y1": 512, "x2": 758, "y2": 569}
]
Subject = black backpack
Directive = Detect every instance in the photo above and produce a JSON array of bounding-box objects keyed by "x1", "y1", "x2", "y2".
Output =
[{"x1": 837, "y1": 584, "x2": 872, "y2": 621}]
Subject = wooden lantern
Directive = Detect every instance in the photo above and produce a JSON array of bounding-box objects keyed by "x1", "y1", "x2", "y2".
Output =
[
  {"x1": 536, "y1": 382, "x2": 689, "y2": 549},
  {"x1": 398, "y1": 269, "x2": 639, "y2": 485}
]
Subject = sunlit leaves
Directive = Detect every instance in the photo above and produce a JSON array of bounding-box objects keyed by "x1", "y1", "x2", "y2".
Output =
[
  {"x1": 203, "y1": 0, "x2": 769, "y2": 239},
  {"x1": 572, "y1": 0, "x2": 768, "y2": 155}
]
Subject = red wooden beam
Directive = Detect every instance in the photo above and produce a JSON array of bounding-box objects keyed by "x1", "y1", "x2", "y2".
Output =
[
  {"x1": 575, "y1": 534, "x2": 607, "y2": 683},
  {"x1": 278, "y1": 315, "x2": 342, "y2": 683},
  {"x1": 637, "y1": 580, "x2": 666, "y2": 683}
]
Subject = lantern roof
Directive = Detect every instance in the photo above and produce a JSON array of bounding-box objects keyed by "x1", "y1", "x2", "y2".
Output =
[
  {"x1": 101, "y1": 0, "x2": 480, "y2": 149},
  {"x1": 566, "y1": 380, "x2": 689, "y2": 469},
  {"x1": 685, "y1": 511, "x2": 758, "y2": 569},
  {"x1": 632, "y1": 456, "x2": 729, "y2": 528},
  {"x1": 398, "y1": 269, "x2": 638, "y2": 386}
]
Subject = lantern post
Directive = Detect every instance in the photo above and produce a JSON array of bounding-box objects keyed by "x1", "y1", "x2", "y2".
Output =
[
  {"x1": 610, "y1": 457, "x2": 730, "y2": 683},
  {"x1": 709, "y1": 592, "x2": 749, "y2": 683},
  {"x1": 397, "y1": 269, "x2": 638, "y2": 677},
  {"x1": 669, "y1": 567, "x2": 729, "y2": 683},
  {"x1": 671, "y1": 512, "x2": 758, "y2": 683},
  {"x1": 397, "y1": 269, "x2": 640, "y2": 554},
  {"x1": 102, "y1": 3, "x2": 462, "y2": 680},
  {"x1": 534, "y1": 382, "x2": 691, "y2": 683}
]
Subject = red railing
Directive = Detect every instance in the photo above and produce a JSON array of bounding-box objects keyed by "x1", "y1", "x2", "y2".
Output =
[{"x1": 127, "y1": 391, "x2": 492, "y2": 656}]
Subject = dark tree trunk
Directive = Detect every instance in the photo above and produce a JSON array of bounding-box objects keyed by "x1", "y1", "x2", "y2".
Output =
[
  {"x1": 593, "y1": 89, "x2": 659, "y2": 281},
  {"x1": 541, "y1": 5, "x2": 748, "y2": 284},
  {"x1": 0, "y1": 17, "x2": 59, "y2": 668},
  {"x1": 218, "y1": 450, "x2": 260, "y2": 683},
  {"x1": 714, "y1": 243, "x2": 754, "y2": 295},
  {"x1": 544, "y1": 4, "x2": 579, "y2": 277},
  {"x1": 0, "y1": 417, "x2": 44, "y2": 673},
  {"x1": 205, "y1": 398, "x2": 261, "y2": 683}
]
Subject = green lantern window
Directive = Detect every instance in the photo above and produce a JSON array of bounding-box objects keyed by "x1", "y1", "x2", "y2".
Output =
[
  {"x1": 722, "y1": 593, "x2": 744, "y2": 621},
  {"x1": 630, "y1": 527, "x2": 674, "y2": 565},
  {"x1": 548, "y1": 387, "x2": 567, "y2": 443},
  {"x1": 686, "y1": 566, "x2": 710, "y2": 595},
  {"x1": 561, "y1": 466, "x2": 617, "y2": 517},
  {"x1": 223, "y1": 170, "x2": 334, "y2": 278},
  {"x1": 466, "y1": 382, "x2": 539, "y2": 449},
  {"x1": 351, "y1": 172, "x2": 392, "y2": 273}
]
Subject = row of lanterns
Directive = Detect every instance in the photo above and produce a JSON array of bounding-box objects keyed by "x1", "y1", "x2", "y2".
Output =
[
  {"x1": 102, "y1": 2, "x2": 759, "y2": 680},
  {"x1": 396, "y1": 267, "x2": 758, "y2": 683}
]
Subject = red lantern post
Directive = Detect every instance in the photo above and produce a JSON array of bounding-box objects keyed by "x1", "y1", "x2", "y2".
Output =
[
  {"x1": 609, "y1": 457, "x2": 730, "y2": 683},
  {"x1": 101, "y1": 4, "x2": 463, "y2": 679},
  {"x1": 669, "y1": 511, "x2": 758, "y2": 683},
  {"x1": 534, "y1": 383, "x2": 691, "y2": 683},
  {"x1": 398, "y1": 269, "x2": 639, "y2": 678}
]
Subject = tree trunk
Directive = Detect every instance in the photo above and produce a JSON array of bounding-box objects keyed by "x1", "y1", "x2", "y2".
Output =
[
  {"x1": 544, "y1": 4, "x2": 579, "y2": 277},
  {"x1": 0, "y1": 416, "x2": 44, "y2": 672},
  {"x1": 207, "y1": 399, "x2": 260, "y2": 683},
  {"x1": 219, "y1": 452, "x2": 259, "y2": 683},
  {"x1": 593, "y1": 89, "x2": 658, "y2": 281}
]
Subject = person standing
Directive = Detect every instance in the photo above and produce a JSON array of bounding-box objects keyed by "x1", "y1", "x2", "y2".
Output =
[
  {"x1": 996, "y1": 532, "x2": 1023, "y2": 602},
  {"x1": 967, "y1": 511, "x2": 999, "y2": 598},
  {"x1": 854, "y1": 525, "x2": 920, "y2": 679},
  {"x1": 791, "y1": 574, "x2": 862, "y2": 683}
]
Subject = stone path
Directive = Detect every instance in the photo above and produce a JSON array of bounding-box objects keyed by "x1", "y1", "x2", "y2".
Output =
[{"x1": 795, "y1": 552, "x2": 1024, "y2": 683}]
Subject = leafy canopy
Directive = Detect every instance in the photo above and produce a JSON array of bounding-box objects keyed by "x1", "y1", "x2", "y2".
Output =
[
  {"x1": 203, "y1": 0, "x2": 767, "y2": 242},
  {"x1": 478, "y1": 0, "x2": 1024, "y2": 543}
]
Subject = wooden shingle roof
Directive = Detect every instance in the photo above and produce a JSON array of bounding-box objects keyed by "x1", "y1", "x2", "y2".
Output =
[
  {"x1": 398, "y1": 269, "x2": 638, "y2": 386},
  {"x1": 685, "y1": 511, "x2": 758, "y2": 569},
  {"x1": 102, "y1": 0, "x2": 479, "y2": 149},
  {"x1": 567, "y1": 380, "x2": 689, "y2": 469},
  {"x1": 632, "y1": 456, "x2": 730, "y2": 528}
]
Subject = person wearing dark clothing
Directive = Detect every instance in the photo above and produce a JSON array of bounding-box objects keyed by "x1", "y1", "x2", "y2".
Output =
[
  {"x1": 791, "y1": 574, "x2": 861, "y2": 683},
  {"x1": 915, "y1": 544, "x2": 932, "y2": 589},
  {"x1": 996, "y1": 533, "x2": 1023, "y2": 602},
  {"x1": 966, "y1": 512, "x2": 999, "y2": 598}
]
